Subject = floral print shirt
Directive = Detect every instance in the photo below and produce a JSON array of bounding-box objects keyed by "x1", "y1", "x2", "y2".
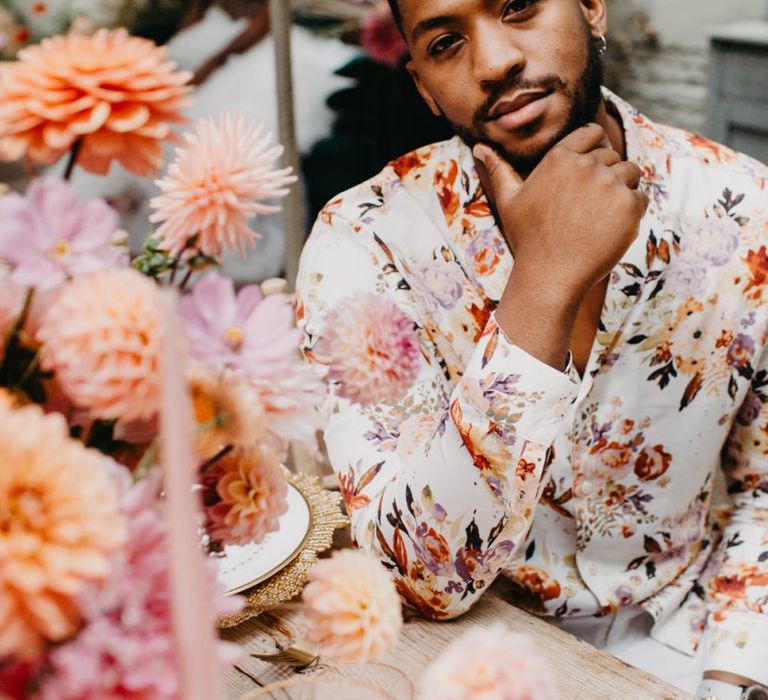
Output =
[{"x1": 296, "y1": 89, "x2": 768, "y2": 682}]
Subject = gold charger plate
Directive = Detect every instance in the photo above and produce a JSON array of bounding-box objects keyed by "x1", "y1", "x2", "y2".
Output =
[
  {"x1": 216, "y1": 482, "x2": 313, "y2": 596},
  {"x1": 217, "y1": 470, "x2": 349, "y2": 628}
]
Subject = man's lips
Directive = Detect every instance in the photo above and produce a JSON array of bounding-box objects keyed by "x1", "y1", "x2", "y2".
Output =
[{"x1": 487, "y1": 89, "x2": 552, "y2": 130}]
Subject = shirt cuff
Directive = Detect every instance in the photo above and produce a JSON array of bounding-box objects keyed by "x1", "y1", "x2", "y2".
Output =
[
  {"x1": 460, "y1": 311, "x2": 579, "y2": 446},
  {"x1": 702, "y1": 610, "x2": 768, "y2": 686}
]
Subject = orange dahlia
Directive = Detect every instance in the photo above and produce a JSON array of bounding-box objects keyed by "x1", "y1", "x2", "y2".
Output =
[
  {"x1": 0, "y1": 28, "x2": 192, "y2": 176},
  {"x1": 302, "y1": 549, "x2": 403, "y2": 663},
  {"x1": 188, "y1": 365, "x2": 266, "y2": 461},
  {"x1": 0, "y1": 401, "x2": 126, "y2": 659},
  {"x1": 36, "y1": 268, "x2": 164, "y2": 422}
]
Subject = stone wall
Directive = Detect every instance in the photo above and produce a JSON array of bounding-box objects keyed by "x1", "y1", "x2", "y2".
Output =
[{"x1": 605, "y1": 0, "x2": 767, "y2": 134}]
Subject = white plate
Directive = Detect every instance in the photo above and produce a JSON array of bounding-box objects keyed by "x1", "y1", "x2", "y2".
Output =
[{"x1": 216, "y1": 483, "x2": 312, "y2": 595}]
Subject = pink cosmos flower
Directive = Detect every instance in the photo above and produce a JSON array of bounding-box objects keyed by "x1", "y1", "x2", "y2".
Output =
[
  {"x1": 150, "y1": 114, "x2": 296, "y2": 256},
  {"x1": 0, "y1": 178, "x2": 125, "y2": 291},
  {"x1": 180, "y1": 272, "x2": 301, "y2": 379},
  {"x1": 418, "y1": 623, "x2": 560, "y2": 700},
  {"x1": 250, "y1": 364, "x2": 325, "y2": 453},
  {"x1": 360, "y1": 2, "x2": 409, "y2": 68},
  {"x1": 38, "y1": 471, "x2": 242, "y2": 700},
  {"x1": 313, "y1": 293, "x2": 421, "y2": 405}
]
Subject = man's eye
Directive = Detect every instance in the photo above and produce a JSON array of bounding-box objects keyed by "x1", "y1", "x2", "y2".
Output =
[
  {"x1": 502, "y1": 0, "x2": 537, "y2": 19},
  {"x1": 428, "y1": 34, "x2": 461, "y2": 57}
]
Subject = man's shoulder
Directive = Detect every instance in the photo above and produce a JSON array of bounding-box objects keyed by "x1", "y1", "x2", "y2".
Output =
[
  {"x1": 646, "y1": 118, "x2": 768, "y2": 181},
  {"x1": 607, "y1": 88, "x2": 768, "y2": 181},
  {"x1": 313, "y1": 136, "x2": 465, "y2": 229}
]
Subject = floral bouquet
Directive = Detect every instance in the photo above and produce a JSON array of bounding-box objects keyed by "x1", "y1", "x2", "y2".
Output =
[
  {"x1": 0, "y1": 26, "x2": 324, "y2": 699},
  {"x1": 0, "y1": 22, "x2": 562, "y2": 700}
]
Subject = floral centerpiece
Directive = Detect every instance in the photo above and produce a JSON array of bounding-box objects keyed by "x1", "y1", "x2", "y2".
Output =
[
  {"x1": 0, "y1": 22, "x2": 562, "y2": 700},
  {"x1": 0, "y1": 26, "x2": 322, "y2": 699}
]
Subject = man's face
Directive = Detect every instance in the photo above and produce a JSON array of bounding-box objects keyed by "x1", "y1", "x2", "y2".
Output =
[{"x1": 401, "y1": 0, "x2": 607, "y2": 173}]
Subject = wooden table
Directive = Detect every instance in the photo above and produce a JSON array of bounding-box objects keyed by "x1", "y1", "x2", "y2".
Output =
[{"x1": 221, "y1": 534, "x2": 693, "y2": 700}]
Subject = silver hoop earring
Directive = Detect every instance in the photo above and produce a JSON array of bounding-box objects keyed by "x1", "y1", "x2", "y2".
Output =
[{"x1": 598, "y1": 34, "x2": 608, "y2": 56}]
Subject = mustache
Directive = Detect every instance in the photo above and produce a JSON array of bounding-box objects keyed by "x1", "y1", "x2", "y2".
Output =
[{"x1": 474, "y1": 73, "x2": 569, "y2": 125}]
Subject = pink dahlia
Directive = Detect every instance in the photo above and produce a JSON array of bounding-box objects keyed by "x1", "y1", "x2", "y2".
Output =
[
  {"x1": 360, "y1": 2, "x2": 409, "y2": 68},
  {"x1": 313, "y1": 293, "x2": 421, "y2": 405},
  {"x1": 201, "y1": 447, "x2": 288, "y2": 547},
  {"x1": 38, "y1": 472, "x2": 242, "y2": 700},
  {"x1": 180, "y1": 272, "x2": 301, "y2": 379},
  {"x1": 418, "y1": 623, "x2": 560, "y2": 700},
  {"x1": 0, "y1": 178, "x2": 125, "y2": 291},
  {"x1": 150, "y1": 114, "x2": 296, "y2": 256},
  {"x1": 36, "y1": 268, "x2": 163, "y2": 422}
]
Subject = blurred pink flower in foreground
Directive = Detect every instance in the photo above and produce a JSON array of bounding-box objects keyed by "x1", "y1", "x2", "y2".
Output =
[
  {"x1": 418, "y1": 623, "x2": 560, "y2": 700},
  {"x1": 313, "y1": 293, "x2": 421, "y2": 405},
  {"x1": 181, "y1": 272, "x2": 301, "y2": 379},
  {"x1": 37, "y1": 268, "x2": 163, "y2": 422},
  {"x1": 201, "y1": 447, "x2": 288, "y2": 547},
  {"x1": 303, "y1": 549, "x2": 402, "y2": 663},
  {"x1": 0, "y1": 178, "x2": 125, "y2": 291},
  {"x1": 150, "y1": 114, "x2": 296, "y2": 256},
  {"x1": 360, "y1": 2, "x2": 409, "y2": 68},
  {"x1": 39, "y1": 471, "x2": 242, "y2": 700}
]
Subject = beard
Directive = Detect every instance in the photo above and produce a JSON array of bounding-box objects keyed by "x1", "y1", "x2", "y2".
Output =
[{"x1": 449, "y1": 33, "x2": 604, "y2": 174}]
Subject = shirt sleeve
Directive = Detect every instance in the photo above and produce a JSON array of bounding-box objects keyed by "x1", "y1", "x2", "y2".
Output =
[
  {"x1": 703, "y1": 352, "x2": 768, "y2": 684},
  {"x1": 296, "y1": 214, "x2": 578, "y2": 619}
]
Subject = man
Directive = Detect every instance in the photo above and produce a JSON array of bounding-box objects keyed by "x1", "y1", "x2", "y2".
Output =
[{"x1": 296, "y1": 1, "x2": 768, "y2": 697}]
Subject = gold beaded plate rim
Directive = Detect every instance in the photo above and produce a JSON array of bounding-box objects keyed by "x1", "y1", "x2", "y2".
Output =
[
  {"x1": 222, "y1": 482, "x2": 313, "y2": 595},
  {"x1": 217, "y1": 470, "x2": 349, "y2": 628}
]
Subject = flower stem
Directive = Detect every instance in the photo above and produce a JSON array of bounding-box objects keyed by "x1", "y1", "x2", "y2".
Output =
[
  {"x1": 14, "y1": 349, "x2": 41, "y2": 389},
  {"x1": 199, "y1": 444, "x2": 234, "y2": 474},
  {"x1": 134, "y1": 439, "x2": 159, "y2": 482},
  {"x1": 63, "y1": 139, "x2": 83, "y2": 181},
  {"x1": 168, "y1": 236, "x2": 198, "y2": 285},
  {"x1": 0, "y1": 287, "x2": 35, "y2": 385},
  {"x1": 178, "y1": 266, "x2": 194, "y2": 292}
]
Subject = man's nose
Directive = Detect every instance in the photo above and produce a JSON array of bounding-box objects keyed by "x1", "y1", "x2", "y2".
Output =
[{"x1": 470, "y1": 22, "x2": 525, "y2": 88}]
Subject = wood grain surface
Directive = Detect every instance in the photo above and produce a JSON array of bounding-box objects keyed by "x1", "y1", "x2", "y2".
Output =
[{"x1": 222, "y1": 577, "x2": 692, "y2": 700}]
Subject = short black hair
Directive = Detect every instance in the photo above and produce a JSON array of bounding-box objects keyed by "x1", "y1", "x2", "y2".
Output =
[{"x1": 387, "y1": 0, "x2": 403, "y2": 33}]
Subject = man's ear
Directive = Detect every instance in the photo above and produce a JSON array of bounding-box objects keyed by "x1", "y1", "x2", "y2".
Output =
[
  {"x1": 579, "y1": 0, "x2": 607, "y2": 39},
  {"x1": 406, "y1": 60, "x2": 443, "y2": 117}
]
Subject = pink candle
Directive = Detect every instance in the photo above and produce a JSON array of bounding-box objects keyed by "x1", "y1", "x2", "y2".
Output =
[{"x1": 160, "y1": 291, "x2": 225, "y2": 700}]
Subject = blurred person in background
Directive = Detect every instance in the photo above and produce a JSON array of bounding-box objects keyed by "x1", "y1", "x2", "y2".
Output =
[{"x1": 297, "y1": 1, "x2": 768, "y2": 698}]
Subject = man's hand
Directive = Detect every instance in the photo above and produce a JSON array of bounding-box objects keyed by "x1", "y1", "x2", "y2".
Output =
[{"x1": 474, "y1": 122, "x2": 649, "y2": 369}]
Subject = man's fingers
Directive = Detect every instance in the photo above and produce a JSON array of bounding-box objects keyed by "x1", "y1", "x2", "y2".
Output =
[
  {"x1": 591, "y1": 147, "x2": 621, "y2": 168},
  {"x1": 559, "y1": 122, "x2": 611, "y2": 154},
  {"x1": 633, "y1": 189, "x2": 650, "y2": 216},
  {"x1": 611, "y1": 161, "x2": 642, "y2": 189},
  {"x1": 473, "y1": 143, "x2": 524, "y2": 194}
]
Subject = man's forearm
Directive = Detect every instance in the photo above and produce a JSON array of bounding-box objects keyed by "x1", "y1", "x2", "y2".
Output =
[{"x1": 495, "y1": 266, "x2": 580, "y2": 371}]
